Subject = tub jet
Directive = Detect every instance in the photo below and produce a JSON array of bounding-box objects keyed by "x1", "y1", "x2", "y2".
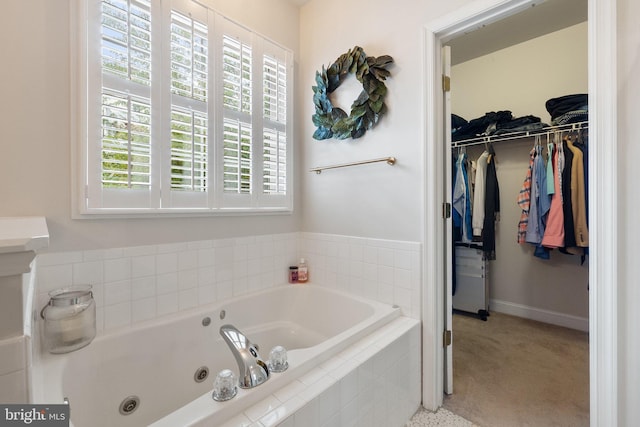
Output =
[
  {"x1": 194, "y1": 366, "x2": 209, "y2": 383},
  {"x1": 119, "y1": 396, "x2": 140, "y2": 415}
]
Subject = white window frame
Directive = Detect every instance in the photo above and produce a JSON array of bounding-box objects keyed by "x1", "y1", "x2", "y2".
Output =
[{"x1": 72, "y1": 0, "x2": 293, "y2": 217}]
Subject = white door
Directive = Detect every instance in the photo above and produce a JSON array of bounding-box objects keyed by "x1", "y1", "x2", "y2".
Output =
[{"x1": 442, "y1": 45, "x2": 454, "y2": 395}]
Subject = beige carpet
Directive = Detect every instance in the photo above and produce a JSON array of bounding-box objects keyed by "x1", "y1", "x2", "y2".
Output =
[{"x1": 443, "y1": 312, "x2": 589, "y2": 427}]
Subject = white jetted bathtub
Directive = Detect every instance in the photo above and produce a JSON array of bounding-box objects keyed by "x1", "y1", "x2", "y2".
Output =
[{"x1": 32, "y1": 285, "x2": 401, "y2": 427}]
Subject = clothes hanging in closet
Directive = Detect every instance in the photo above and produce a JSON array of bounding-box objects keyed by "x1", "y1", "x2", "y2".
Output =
[
  {"x1": 453, "y1": 152, "x2": 472, "y2": 243},
  {"x1": 483, "y1": 144, "x2": 500, "y2": 260},
  {"x1": 567, "y1": 136, "x2": 589, "y2": 246},
  {"x1": 526, "y1": 141, "x2": 552, "y2": 259},
  {"x1": 453, "y1": 147, "x2": 500, "y2": 260},
  {"x1": 561, "y1": 137, "x2": 577, "y2": 250},
  {"x1": 546, "y1": 131, "x2": 590, "y2": 254},
  {"x1": 541, "y1": 139, "x2": 565, "y2": 248},
  {"x1": 517, "y1": 147, "x2": 536, "y2": 244},
  {"x1": 473, "y1": 151, "x2": 490, "y2": 238},
  {"x1": 516, "y1": 128, "x2": 589, "y2": 258}
]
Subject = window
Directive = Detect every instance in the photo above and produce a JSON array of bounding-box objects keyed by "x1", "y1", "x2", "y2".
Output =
[{"x1": 77, "y1": 0, "x2": 293, "y2": 215}]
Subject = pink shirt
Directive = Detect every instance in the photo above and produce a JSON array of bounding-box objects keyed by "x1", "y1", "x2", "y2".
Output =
[{"x1": 541, "y1": 144, "x2": 565, "y2": 248}]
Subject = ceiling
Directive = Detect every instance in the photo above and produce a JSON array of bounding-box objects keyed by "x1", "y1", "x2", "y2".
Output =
[
  {"x1": 445, "y1": 0, "x2": 588, "y2": 65},
  {"x1": 286, "y1": 0, "x2": 587, "y2": 64}
]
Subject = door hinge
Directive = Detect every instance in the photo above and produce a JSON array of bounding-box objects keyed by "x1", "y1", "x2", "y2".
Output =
[
  {"x1": 442, "y1": 75, "x2": 451, "y2": 92},
  {"x1": 443, "y1": 202, "x2": 451, "y2": 219},
  {"x1": 444, "y1": 329, "x2": 452, "y2": 347}
]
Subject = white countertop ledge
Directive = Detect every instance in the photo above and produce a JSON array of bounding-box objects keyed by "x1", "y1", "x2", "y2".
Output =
[{"x1": 0, "y1": 217, "x2": 49, "y2": 254}]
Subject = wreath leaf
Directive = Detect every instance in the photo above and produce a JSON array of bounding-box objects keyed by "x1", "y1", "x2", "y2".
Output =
[
  {"x1": 371, "y1": 98, "x2": 384, "y2": 114},
  {"x1": 313, "y1": 127, "x2": 333, "y2": 140},
  {"x1": 375, "y1": 55, "x2": 394, "y2": 66},
  {"x1": 352, "y1": 90, "x2": 369, "y2": 107},
  {"x1": 331, "y1": 108, "x2": 348, "y2": 121},
  {"x1": 311, "y1": 46, "x2": 393, "y2": 140},
  {"x1": 350, "y1": 104, "x2": 367, "y2": 120},
  {"x1": 371, "y1": 67, "x2": 391, "y2": 81}
]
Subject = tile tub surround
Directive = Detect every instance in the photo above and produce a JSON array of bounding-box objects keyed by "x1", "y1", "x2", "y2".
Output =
[
  {"x1": 30, "y1": 233, "x2": 421, "y2": 425},
  {"x1": 186, "y1": 317, "x2": 421, "y2": 427},
  {"x1": 34, "y1": 232, "x2": 421, "y2": 336},
  {"x1": 0, "y1": 336, "x2": 29, "y2": 403},
  {"x1": 299, "y1": 233, "x2": 421, "y2": 319},
  {"x1": 35, "y1": 233, "x2": 300, "y2": 334}
]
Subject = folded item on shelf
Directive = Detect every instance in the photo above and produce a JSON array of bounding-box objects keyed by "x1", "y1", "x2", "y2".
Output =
[
  {"x1": 551, "y1": 109, "x2": 589, "y2": 126},
  {"x1": 452, "y1": 113, "x2": 468, "y2": 130},
  {"x1": 545, "y1": 94, "x2": 588, "y2": 120},
  {"x1": 452, "y1": 112, "x2": 546, "y2": 141},
  {"x1": 493, "y1": 122, "x2": 548, "y2": 135},
  {"x1": 452, "y1": 111, "x2": 514, "y2": 141}
]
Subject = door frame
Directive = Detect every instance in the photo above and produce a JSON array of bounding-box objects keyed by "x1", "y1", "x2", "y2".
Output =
[{"x1": 420, "y1": 1, "x2": 618, "y2": 426}]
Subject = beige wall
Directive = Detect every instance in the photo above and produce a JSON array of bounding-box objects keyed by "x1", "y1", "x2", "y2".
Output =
[
  {"x1": 451, "y1": 23, "x2": 589, "y2": 321},
  {"x1": 299, "y1": 0, "x2": 473, "y2": 242},
  {"x1": 451, "y1": 22, "x2": 588, "y2": 123}
]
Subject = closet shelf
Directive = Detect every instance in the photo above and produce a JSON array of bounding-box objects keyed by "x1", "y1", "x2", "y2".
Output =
[{"x1": 452, "y1": 121, "x2": 588, "y2": 148}]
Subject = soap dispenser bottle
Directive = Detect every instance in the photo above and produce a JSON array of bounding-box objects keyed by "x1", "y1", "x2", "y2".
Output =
[{"x1": 297, "y1": 258, "x2": 308, "y2": 283}]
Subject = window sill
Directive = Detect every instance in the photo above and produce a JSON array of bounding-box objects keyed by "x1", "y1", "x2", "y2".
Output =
[{"x1": 72, "y1": 207, "x2": 293, "y2": 220}]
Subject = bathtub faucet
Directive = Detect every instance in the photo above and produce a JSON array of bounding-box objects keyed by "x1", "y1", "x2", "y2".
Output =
[{"x1": 219, "y1": 324, "x2": 270, "y2": 389}]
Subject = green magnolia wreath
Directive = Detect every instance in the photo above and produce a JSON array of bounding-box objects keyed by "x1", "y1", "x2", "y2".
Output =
[{"x1": 312, "y1": 46, "x2": 393, "y2": 140}]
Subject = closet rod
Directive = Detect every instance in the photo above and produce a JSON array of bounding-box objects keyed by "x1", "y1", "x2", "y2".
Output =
[
  {"x1": 452, "y1": 121, "x2": 588, "y2": 148},
  {"x1": 310, "y1": 156, "x2": 396, "y2": 174}
]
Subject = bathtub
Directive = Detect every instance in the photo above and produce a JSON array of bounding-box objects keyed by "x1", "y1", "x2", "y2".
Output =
[{"x1": 32, "y1": 284, "x2": 401, "y2": 427}]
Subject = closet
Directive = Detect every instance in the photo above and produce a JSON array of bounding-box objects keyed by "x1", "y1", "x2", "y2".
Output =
[{"x1": 446, "y1": 8, "x2": 590, "y2": 329}]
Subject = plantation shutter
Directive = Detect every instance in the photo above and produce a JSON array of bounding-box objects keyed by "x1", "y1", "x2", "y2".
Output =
[
  {"x1": 88, "y1": 0, "x2": 156, "y2": 209},
  {"x1": 81, "y1": 1, "x2": 292, "y2": 214},
  {"x1": 220, "y1": 21, "x2": 254, "y2": 207},
  {"x1": 262, "y1": 49, "x2": 288, "y2": 196},
  {"x1": 259, "y1": 41, "x2": 293, "y2": 207},
  {"x1": 162, "y1": 4, "x2": 212, "y2": 208}
]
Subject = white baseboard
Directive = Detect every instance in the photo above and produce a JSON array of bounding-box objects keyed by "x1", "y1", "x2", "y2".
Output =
[{"x1": 489, "y1": 299, "x2": 589, "y2": 332}]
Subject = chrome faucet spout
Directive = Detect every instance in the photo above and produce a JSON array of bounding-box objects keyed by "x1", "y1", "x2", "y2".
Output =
[{"x1": 219, "y1": 324, "x2": 270, "y2": 389}]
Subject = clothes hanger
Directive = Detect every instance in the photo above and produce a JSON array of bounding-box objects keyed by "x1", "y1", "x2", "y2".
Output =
[
  {"x1": 546, "y1": 131, "x2": 554, "y2": 159},
  {"x1": 487, "y1": 141, "x2": 496, "y2": 164}
]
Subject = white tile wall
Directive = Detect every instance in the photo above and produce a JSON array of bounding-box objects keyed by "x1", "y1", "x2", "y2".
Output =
[
  {"x1": 34, "y1": 232, "x2": 421, "y2": 336},
  {"x1": 35, "y1": 233, "x2": 300, "y2": 335},
  {"x1": 299, "y1": 233, "x2": 422, "y2": 319}
]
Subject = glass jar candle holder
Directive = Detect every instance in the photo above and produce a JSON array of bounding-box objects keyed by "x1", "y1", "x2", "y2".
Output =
[{"x1": 41, "y1": 285, "x2": 96, "y2": 354}]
